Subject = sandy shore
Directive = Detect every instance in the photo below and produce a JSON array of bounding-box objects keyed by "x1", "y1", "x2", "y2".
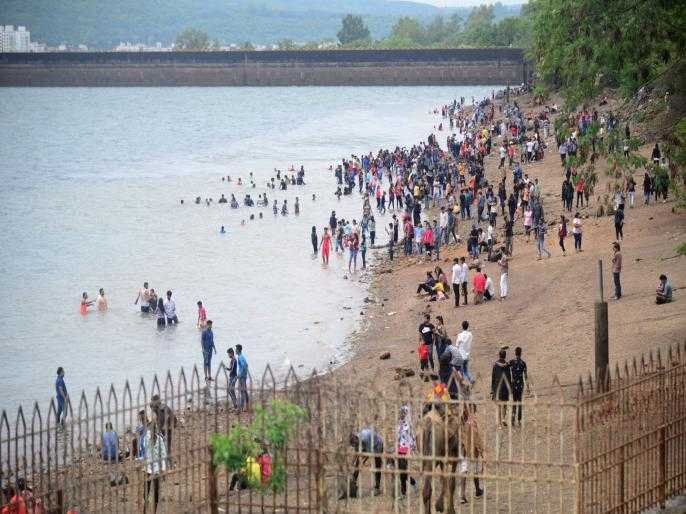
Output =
[{"x1": 337, "y1": 91, "x2": 686, "y2": 400}]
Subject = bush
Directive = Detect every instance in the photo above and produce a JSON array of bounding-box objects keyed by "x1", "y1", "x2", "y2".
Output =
[{"x1": 210, "y1": 399, "x2": 308, "y2": 494}]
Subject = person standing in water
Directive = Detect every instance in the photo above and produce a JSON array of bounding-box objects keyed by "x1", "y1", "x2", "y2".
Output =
[
  {"x1": 96, "y1": 288, "x2": 108, "y2": 311},
  {"x1": 80, "y1": 292, "x2": 94, "y2": 315},
  {"x1": 320, "y1": 227, "x2": 331, "y2": 264},
  {"x1": 196, "y1": 301, "x2": 207, "y2": 329},
  {"x1": 164, "y1": 291, "x2": 178, "y2": 325},
  {"x1": 311, "y1": 226, "x2": 318, "y2": 254},
  {"x1": 134, "y1": 282, "x2": 151, "y2": 313},
  {"x1": 348, "y1": 231, "x2": 360, "y2": 273},
  {"x1": 154, "y1": 298, "x2": 166, "y2": 328}
]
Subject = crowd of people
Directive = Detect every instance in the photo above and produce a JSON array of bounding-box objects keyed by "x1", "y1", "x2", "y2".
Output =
[{"x1": 180, "y1": 166, "x2": 311, "y2": 232}]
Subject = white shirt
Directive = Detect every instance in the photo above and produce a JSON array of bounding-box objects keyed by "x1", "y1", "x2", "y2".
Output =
[
  {"x1": 526, "y1": 141, "x2": 534, "y2": 152},
  {"x1": 439, "y1": 211, "x2": 449, "y2": 229},
  {"x1": 139, "y1": 287, "x2": 150, "y2": 308},
  {"x1": 443, "y1": 344, "x2": 463, "y2": 367},
  {"x1": 451, "y1": 263, "x2": 461, "y2": 284},
  {"x1": 499, "y1": 146, "x2": 506, "y2": 158},
  {"x1": 456, "y1": 330, "x2": 473, "y2": 361},
  {"x1": 487, "y1": 224, "x2": 494, "y2": 242},
  {"x1": 164, "y1": 298, "x2": 176, "y2": 318},
  {"x1": 485, "y1": 277, "x2": 495, "y2": 297},
  {"x1": 460, "y1": 263, "x2": 470, "y2": 284},
  {"x1": 573, "y1": 217, "x2": 582, "y2": 234}
]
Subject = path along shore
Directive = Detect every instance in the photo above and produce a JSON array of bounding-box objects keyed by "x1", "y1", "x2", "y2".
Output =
[{"x1": 336, "y1": 90, "x2": 685, "y2": 400}]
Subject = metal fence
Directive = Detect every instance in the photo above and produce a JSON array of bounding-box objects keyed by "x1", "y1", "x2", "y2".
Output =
[
  {"x1": 576, "y1": 340, "x2": 686, "y2": 514},
  {"x1": 1, "y1": 342, "x2": 685, "y2": 513}
]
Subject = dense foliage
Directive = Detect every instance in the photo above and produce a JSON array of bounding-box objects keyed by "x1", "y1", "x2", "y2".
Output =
[
  {"x1": 210, "y1": 400, "x2": 307, "y2": 494},
  {"x1": 337, "y1": 15, "x2": 371, "y2": 45},
  {"x1": 373, "y1": 6, "x2": 530, "y2": 49},
  {"x1": 526, "y1": 0, "x2": 686, "y2": 108},
  {"x1": 174, "y1": 28, "x2": 210, "y2": 51}
]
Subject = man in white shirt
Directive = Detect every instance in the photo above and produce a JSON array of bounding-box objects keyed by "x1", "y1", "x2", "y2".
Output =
[
  {"x1": 456, "y1": 321, "x2": 474, "y2": 383},
  {"x1": 498, "y1": 144, "x2": 506, "y2": 169},
  {"x1": 164, "y1": 290, "x2": 179, "y2": 325},
  {"x1": 439, "y1": 207, "x2": 449, "y2": 245},
  {"x1": 451, "y1": 258, "x2": 462, "y2": 307}
]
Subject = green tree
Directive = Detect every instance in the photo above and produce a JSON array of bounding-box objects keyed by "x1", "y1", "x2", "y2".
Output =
[
  {"x1": 240, "y1": 41, "x2": 254, "y2": 51},
  {"x1": 174, "y1": 28, "x2": 210, "y2": 51},
  {"x1": 494, "y1": 16, "x2": 529, "y2": 47},
  {"x1": 386, "y1": 17, "x2": 426, "y2": 47},
  {"x1": 337, "y1": 14, "x2": 371, "y2": 46},
  {"x1": 277, "y1": 39, "x2": 296, "y2": 50},
  {"x1": 460, "y1": 5, "x2": 496, "y2": 47},
  {"x1": 527, "y1": 0, "x2": 686, "y2": 107}
]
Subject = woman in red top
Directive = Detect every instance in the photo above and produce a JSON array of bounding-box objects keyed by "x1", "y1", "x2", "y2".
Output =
[
  {"x1": 319, "y1": 227, "x2": 331, "y2": 264},
  {"x1": 422, "y1": 222, "x2": 434, "y2": 259},
  {"x1": 575, "y1": 176, "x2": 585, "y2": 208}
]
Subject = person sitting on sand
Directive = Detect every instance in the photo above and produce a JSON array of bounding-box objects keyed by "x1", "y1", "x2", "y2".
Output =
[
  {"x1": 417, "y1": 271, "x2": 437, "y2": 295},
  {"x1": 656, "y1": 274, "x2": 673, "y2": 304}
]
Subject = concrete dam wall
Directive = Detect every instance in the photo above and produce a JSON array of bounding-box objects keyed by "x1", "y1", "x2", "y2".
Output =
[{"x1": 0, "y1": 48, "x2": 528, "y2": 87}]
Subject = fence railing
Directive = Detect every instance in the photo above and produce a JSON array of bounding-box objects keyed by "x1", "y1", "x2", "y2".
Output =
[
  {"x1": 1, "y1": 341, "x2": 685, "y2": 513},
  {"x1": 576, "y1": 340, "x2": 686, "y2": 514}
]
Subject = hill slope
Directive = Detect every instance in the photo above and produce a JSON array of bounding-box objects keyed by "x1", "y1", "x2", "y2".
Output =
[{"x1": 2, "y1": 0, "x2": 521, "y2": 48}]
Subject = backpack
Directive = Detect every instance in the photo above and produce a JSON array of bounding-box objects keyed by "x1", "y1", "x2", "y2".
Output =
[{"x1": 558, "y1": 222, "x2": 567, "y2": 238}]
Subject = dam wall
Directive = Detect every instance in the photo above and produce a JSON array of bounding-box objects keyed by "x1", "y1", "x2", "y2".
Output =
[{"x1": 0, "y1": 48, "x2": 528, "y2": 87}]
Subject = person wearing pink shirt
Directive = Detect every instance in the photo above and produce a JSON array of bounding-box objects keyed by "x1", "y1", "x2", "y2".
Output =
[
  {"x1": 472, "y1": 267, "x2": 486, "y2": 304},
  {"x1": 422, "y1": 221, "x2": 434, "y2": 260},
  {"x1": 196, "y1": 301, "x2": 207, "y2": 329}
]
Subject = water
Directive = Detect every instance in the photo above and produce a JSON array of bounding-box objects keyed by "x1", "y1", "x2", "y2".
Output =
[{"x1": 0, "y1": 86, "x2": 495, "y2": 413}]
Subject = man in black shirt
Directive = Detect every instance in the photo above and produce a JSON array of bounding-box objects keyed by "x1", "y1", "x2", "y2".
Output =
[
  {"x1": 418, "y1": 314, "x2": 436, "y2": 370},
  {"x1": 504, "y1": 217, "x2": 514, "y2": 256},
  {"x1": 227, "y1": 347, "x2": 238, "y2": 410},
  {"x1": 151, "y1": 394, "x2": 178, "y2": 454},
  {"x1": 509, "y1": 347, "x2": 530, "y2": 426}
]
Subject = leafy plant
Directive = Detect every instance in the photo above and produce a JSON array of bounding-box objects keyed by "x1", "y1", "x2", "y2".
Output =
[{"x1": 210, "y1": 399, "x2": 308, "y2": 494}]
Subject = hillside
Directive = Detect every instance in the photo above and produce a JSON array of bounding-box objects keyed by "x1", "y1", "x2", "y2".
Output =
[{"x1": 1, "y1": 0, "x2": 521, "y2": 48}]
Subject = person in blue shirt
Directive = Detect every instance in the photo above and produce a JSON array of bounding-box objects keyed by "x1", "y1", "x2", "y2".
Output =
[
  {"x1": 201, "y1": 320, "x2": 217, "y2": 383},
  {"x1": 236, "y1": 344, "x2": 249, "y2": 411},
  {"x1": 55, "y1": 367, "x2": 67, "y2": 427},
  {"x1": 102, "y1": 421, "x2": 119, "y2": 463}
]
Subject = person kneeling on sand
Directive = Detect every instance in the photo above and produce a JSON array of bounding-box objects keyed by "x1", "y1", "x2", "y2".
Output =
[{"x1": 656, "y1": 274, "x2": 673, "y2": 304}]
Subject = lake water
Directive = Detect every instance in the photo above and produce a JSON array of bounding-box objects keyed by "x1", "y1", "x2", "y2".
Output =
[{"x1": 0, "y1": 86, "x2": 495, "y2": 413}]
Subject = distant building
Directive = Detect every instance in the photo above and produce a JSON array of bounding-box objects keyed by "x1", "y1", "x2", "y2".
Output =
[
  {"x1": 0, "y1": 25, "x2": 31, "y2": 52},
  {"x1": 114, "y1": 41, "x2": 171, "y2": 52}
]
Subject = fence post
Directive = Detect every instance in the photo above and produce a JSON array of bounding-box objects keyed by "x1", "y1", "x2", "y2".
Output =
[
  {"x1": 619, "y1": 444, "x2": 625, "y2": 514},
  {"x1": 659, "y1": 425, "x2": 666, "y2": 509},
  {"x1": 595, "y1": 260, "x2": 609, "y2": 392},
  {"x1": 208, "y1": 445, "x2": 218, "y2": 514}
]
